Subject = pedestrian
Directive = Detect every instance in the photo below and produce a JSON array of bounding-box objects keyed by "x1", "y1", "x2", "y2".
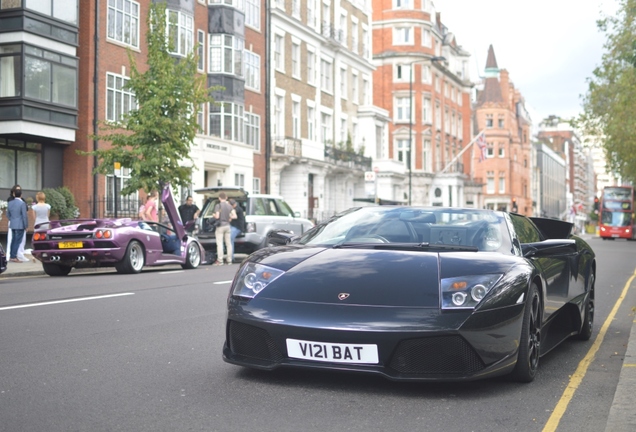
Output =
[
  {"x1": 32, "y1": 191, "x2": 51, "y2": 229},
  {"x1": 143, "y1": 191, "x2": 158, "y2": 222},
  {"x1": 6, "y1": 184, "x2": 28, "y2": 262},
  {"x1": 178, "y1": 195, "x2": 200, "y2": 232},
  {"x1": 213, "y1": 192, "x2": 236, "y2": 265},
  {"x1": 7, "y1": 188, "x2": 28, "y2": 263},
  {"x1": 229, "y1": 198, "x2": 245, "y2": 264}
]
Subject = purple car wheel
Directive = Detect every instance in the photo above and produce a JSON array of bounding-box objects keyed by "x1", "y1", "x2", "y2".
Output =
[
  {"x1": 115, "y1": 240, "x2": 145, "y2": 274},
  {"x1": 182, "y1": 242, "x2": 201, "y2": 269}
]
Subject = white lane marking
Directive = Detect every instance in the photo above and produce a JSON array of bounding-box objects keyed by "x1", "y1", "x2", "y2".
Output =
[
  {"x1": 0, "y1": 293, "x2": 135, "y2": 311},
  {"x1": 213, "y1": 280, "x2": 233, "y2": 285},
  {"x1": 159, "y1": 270, "x2": 184, "y2": 274}
]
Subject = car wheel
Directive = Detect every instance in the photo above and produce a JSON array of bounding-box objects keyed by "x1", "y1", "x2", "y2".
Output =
[
  {"x1": 511, "y1": 283, "x2": 541, "y2": 383},
  {"x1": 115, "y1": 240, "x2": 145, "y2": 274},
  {"x1": 182, "y1": 242, "x2": 201, "y2": 269},
  {"x1": 42, "y1": 263, "x2": 72, "y2": 277},
  {"x1": 576, "y1": 274, "x2": 595, "y2": 341}
]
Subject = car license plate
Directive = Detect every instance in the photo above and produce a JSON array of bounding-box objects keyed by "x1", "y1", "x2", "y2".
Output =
[
  {"x1": 612, "y1": 234, "x2": 619, "y2": 238},
  {"x1": 286, "y1": 338, "x2": 379, "y2": 364},
  {"x1": 59, "y1": 241, "x2": 83, "y2": 249}
]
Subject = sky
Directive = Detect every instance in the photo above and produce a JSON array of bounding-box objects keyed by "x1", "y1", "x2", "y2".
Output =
[{"x1": 439, "y1": 0, "x2": 619, "y2": 124}]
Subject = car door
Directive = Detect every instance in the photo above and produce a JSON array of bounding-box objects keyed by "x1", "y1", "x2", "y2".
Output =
[
  {"x1": 274, "y1": 198, "x2": 305, "y2": 234},
  {"x1": 510, "y1": 214, "x2": 571, "y2": 320}
]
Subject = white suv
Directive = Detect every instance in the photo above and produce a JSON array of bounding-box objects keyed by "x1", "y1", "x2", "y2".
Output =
[{"x1": 194, "y1": 187, "x2": 314, "y2": 261}]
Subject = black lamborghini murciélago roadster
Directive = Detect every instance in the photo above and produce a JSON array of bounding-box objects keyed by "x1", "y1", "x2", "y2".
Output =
[{"x1": 222, "y1": 207, "x2": 595, "y2": 382}]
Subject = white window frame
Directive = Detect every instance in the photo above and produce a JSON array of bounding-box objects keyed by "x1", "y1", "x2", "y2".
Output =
[
  {"x1": 393, "y1": 0, "x2": 413, "y2": 9},
  {"x1": 307, "y1": 103, "x2": 316, "y2": 141},
  {"x1": 351, "y1": 70, "x2": 359, "y2": 104},
  {"x1": 395, "y1": 138, "x2": 409, "y2": 166},
  {"x1": 244, "y1": 50, "x2": 261, "y2": 91},
  {"x1": 394, "y1": 96, "x2": 411, "y2": 123},
  {"x1": 422, "y1": 138, "x2": 431, "y2": 172},
  {"x1": 245, "y1": 111, "x2": 261, "y2": 151},
  {"x1": 340, "y1": 67, "x2": 347, "y2": 99},
  {"x1": 395, "y1": 64, "x2": 411, "y2": 82},
  {"x1": 274, "y1": 33, "x2": 285, "y2": 71},
  {"x1": 486, "y1": 171, "x2": 495, "y2": 194},
  {"x1": 209, "y1": 34, "x2": 244, "y2": 76},
  {"x1": 292, "y1": 99, "x2": 301, "y2": 139},
  {"x1": 321, "y1": 110, "x2": 333, "y2": 144},
  {"x1": 253, "y1": 177, "x2": 261, "y2": 195},
  {"x1": 197, "y1": 30, "x2": 205, "y2": 72},
  {"x1": 245, "y1": 0, "x2": 260, "y2": 30},
  {"x1": 320, "y1": 58, "x2": 333, "y2": 94},
  {"x1": 393, "y1": 26, "x2": 413, "y2": 45},
  {"x1": 498, "y1": 172, "x2": 505, "y2": 193},
  {"x1": 307, "y1": 47, "x2": 316, "y2": 85},
  {"x1": 106, "y1": 72, "x2": 137, "y2": 123},
  {"x1": 107, "y1": 0, "x2": 139, "y2": 48},
  {"x1": 291, "y1": 41, "x2": 301, "y2": 78},
  {"x1": 422, "y1": 96, "x2": 431, "y2": 123},
  {"x1": 421, "y1": 28, "x2": 431, "y2": 47},
  {"x1": 209, "y1": 101, "x2": 245, "y2": 142},
  {"x1": 167, "y1": 9, "x2": 194, "y2": 57}
]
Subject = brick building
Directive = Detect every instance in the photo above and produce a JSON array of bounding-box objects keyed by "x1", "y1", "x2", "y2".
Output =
[
  {"x1": 473, "y1": 45, "x2": 533, "y2": 214},
  {"x1": 371, "y1": 0, "x2": 480, "y2": 206},
  {"x1": 0, "y1": 0, "x2": 267, "y2": 232}
]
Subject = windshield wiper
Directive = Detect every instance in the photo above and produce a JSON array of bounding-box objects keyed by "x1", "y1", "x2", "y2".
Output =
[{"x1": 333, "y1": 242, "x2": 478, "y2": 252}]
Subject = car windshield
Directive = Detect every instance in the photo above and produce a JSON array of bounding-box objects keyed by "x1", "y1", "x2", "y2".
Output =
[{"x1": 297, "y1": 207, "x2": 513, "y2": 254}]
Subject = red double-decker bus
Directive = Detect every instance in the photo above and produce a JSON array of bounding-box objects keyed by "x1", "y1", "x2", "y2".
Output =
[{"x1": 599, "y1": 186, "x2": 635, "y2": 240}]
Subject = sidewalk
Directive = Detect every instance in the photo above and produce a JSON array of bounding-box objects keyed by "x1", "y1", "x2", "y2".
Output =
[{"x1": 1, "y1": 250, "x2": 48, "y2": 277}]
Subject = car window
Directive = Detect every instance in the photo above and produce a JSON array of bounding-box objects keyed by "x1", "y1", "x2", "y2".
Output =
[
  {"x1": 276, "y1": 199, "x2": 296, "y2": 217},
  {"x1": 509, "y1": 214, "x2": 542, "y2": 243},
  {"x1": 251, "y1": 198, "x2": 267, "y2": 216},
  {"x1": 264, "y1": 198, "x2": 281, "y2": 216}
]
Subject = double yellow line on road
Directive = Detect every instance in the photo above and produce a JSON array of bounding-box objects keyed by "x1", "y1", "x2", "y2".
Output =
[{"x1": 542, "y1": 267, "x2": 636, "y2": 431}]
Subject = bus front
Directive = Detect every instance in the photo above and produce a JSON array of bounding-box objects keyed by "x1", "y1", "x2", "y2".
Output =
[{"x1": 599, "y1": 186, "x2": 635, "y2": 240}]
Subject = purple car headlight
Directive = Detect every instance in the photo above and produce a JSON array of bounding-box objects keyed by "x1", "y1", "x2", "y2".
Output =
[
  {"x1": 441, "y1": 274, "x2": 503, "y2": 310},
  {"x1": 231, "y1": 263, "x2": 285, "y2": 298}
]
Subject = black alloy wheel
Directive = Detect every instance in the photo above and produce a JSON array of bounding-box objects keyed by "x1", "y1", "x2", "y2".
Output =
[
  {"x1": 511, "y1": 283, "x2": 541, "y2": 383},
  {"x1": 576, "y1": 274, "x2": 595, "y2": 341}
]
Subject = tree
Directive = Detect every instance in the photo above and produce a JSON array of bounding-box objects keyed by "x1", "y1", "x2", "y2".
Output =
[
  {"x1": 577, "y1": 0, "x2": 636, "y2": 182},
  {"x1": 82, "y1": 2, "x2": 213, "y2": 195}
]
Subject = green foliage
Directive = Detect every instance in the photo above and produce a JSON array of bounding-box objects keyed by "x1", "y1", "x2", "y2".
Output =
[
  {"x1": 42, "y1": 188, "x2": 67, "y2": 219},
  {"x1": 56, "y1": 186, "x2": 79, "y2": 219},
  {"x1": 81, "y1": 2, "x2": 215, "y2": 195},
  {"x1": 577, "y1": 0, "x2": 636, "y2": 182}
]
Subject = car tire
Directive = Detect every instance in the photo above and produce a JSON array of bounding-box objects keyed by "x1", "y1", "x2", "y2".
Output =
[
  {"x1": 576, "y1": 274, "x2": 595, "y2": 341},
  {"x1": 511, "y1": 283, "x2": 541, "y2": 383},
  {"x1": 182, "y1": 242, "x2": 201, "y2": 269},
  {"x1": 115, "y1": 240, "x2": 145, "y2": 274},
  {"x1": 42, "y1": 263, "x2": 72, "y2": 277}
]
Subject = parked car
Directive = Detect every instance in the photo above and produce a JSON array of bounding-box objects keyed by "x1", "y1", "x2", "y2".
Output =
[
  {"x1": 223, "y1": 206, "x2": 596, "y2": 383},
  {"x1": 193, "y1": 187, "x2": 314, "y2": 261},
  {"x1": 0, "y1": 241, "x2": 6, "y2": 275},
  {"x1": 31, "y1": 184, "x2": 204, "y2": 276}
]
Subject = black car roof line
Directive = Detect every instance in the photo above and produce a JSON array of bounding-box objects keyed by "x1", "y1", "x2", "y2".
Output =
[{"x1": 333, "y1": 242, "x2": 479, "y2": 252}]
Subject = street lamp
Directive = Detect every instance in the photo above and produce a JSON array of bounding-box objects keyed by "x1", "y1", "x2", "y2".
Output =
[{"x1": 408, "y1": 56, "x2": 445, "y2": 205}]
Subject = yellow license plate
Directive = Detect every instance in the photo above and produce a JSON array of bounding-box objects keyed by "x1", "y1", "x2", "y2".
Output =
[{"x1": 59, "y1": 241, "x2": 83, "y2": 249}]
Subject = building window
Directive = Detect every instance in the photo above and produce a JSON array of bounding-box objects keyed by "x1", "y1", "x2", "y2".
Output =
[
  {"x1": 307, "y1": 49, "x2": 316, "y2": 85},
  {"x1": 307, "y1": 0, "x2": 316, "y2": 28},
  {"x1": 209, "y1": 34, "x2": 244, "y2": 76},
  {"x1": 274, "y1": 34, "x2": 284, "y2": 71},
  {"x1": 273, "y1": 94, "x2": 283, "y2": 137},
  {"x1": 435, "y1": 102, "x2": 441, "y2": 130},
  {"x1": 498, "y1": 116, "x2": 504, "y2": 128},
  {"x1": 393, "y1": 0, "x2": 413, "y2": 9},
  {"x1": 395, "y1": 96, "x2": 410, "y2": 123},
  {"x1": 307, "y1": 106, "x2": 315, "y2": 141},
  {"x1": 245, "y1": 0, "x2": 260, "y2": 29},
  {"x1": 245, "y1": 112, "x2": 260, "y2": 151},
  {"x1": 107, "y1": 0, "x2": 139, "y2": 47},
  {"x1": 498, "y1": 172, "x2": 505, "y2": 193},
  {"x1": 0, "y1": 139, "x2": 42, "y2": 190},
  {"x1": 209, "y1": 102, "x2": 244, "y2": 142},
  {"x1": 434, "y1": 74, "x2": 440, "y2": 92},
  {"x1": 422, "y1": 28, "x2": 431, "y2": 47},
  {"x1": 244, "y1": 50, "x2": 260, "y2": 91},
  {"x1": 106, "y1": 167, "x2": 137, "y2": 215},
  {"x1": 486, "y1": 143, "x2": 494, "y2": 158},
  {"x1": 24, "y1": 46, "x2": 78, "y2": 107},
  {"x1": 396, "y1": 64, "x2": 411, "y2": 82},
  {"x1": 486, "y1": 114, "x2": 493, "y2": 128},
  {"x1": 351, "y1": 71, "x2": 358, "y2": 104},
  {"x1": 321, "y1": 112, "x2": 332, "y2": 144},
  {"x1": 197, "y1": 30, "x2": 205, "y2": 71},
  {"x1": 393, "y1": 27, "x2": 413, "y2": 45},
  {"x1": 422, "y1": 138, "x2": 431, "y2": 172},
  {"x1": 252, "y1": 177, "x2": 261, "y2": 194},
  {"x1": 320, "y1": 59, "x2": 332, "y2": 93},
  {"x1": 0, "y1": 44, "x2": 21, "y2": 98},
  {"x1": 396, "y1": 138, "x2": 409, "y2": 166},
  {"x1": 362, "y1": 78, "x2": 370, "y2": 105},
  {"x1": 351, "y1": 20, "x2": 359, "y2": 53},
  {"x1": 421, "y1": 64, "x2": 431, "y2": 84},
  {"x1": 292, "y1": 101, "x2": 301, "y2": 138},
  {"x1": 486, "y1": 171, "x2": 495, "y2": 194},
  {"x1": 106, "y1": 72, "x2": 136, "y2": 122},
  {"x1": 498, "y1": 144, "x2": 505, "y2": 158},
  {"x1": 196, "y1": 103, "x2": 205, "y2": 134},
  {"x1": 291, "y1": 42, "x2": 300, "y2": 78},
  {"x1": 422, "y1": 97, "x2": 431, "y2": 123},
  {"x1": 26, "y1": 0, "x2": 78, "y2": 25},
  {"x1": 235, "y1": 173, "x2": 245, "y2": 188},
  {"x1": 340, "y1": 67, "x2": 347, "y2": 99},
  {"x1": 167, "y1": 10, "x2": 194, "y2": 57}
]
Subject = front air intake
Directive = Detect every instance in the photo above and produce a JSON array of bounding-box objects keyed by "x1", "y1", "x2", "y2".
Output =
[{"x1": 228, "y1": 321, "x2": 284, "y2": 363}]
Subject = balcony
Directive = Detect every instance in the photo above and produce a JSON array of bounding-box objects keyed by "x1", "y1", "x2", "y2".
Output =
[
  {"x1": 324, "y1": 145, "x2": 372, "y2": 171},
  {"x1": 273, "y1": 137, "x2": 302, "y2": 157},
  {"x1": 321, "y1": 22, "x2": 344, "y2": 46}
]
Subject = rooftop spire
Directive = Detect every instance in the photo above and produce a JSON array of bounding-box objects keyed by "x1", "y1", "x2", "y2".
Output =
[{"x1": 484, "y1": 44, "x2": 499, "y2": 78}]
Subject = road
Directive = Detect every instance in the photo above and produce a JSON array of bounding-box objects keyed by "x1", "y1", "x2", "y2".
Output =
[{"x1": 0, "y1": 237, "x2": 635, "y2": 432}]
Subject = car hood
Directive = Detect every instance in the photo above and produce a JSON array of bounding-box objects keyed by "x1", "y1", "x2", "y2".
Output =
[{"x1": 252, "y1": 248, "x2": 519, "y2": 308}]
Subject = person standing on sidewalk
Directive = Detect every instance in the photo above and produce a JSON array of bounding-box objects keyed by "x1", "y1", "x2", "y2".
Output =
[
  {"x1": 228, "y1": 198, "x2": 245, "y2": 264},
  {"x1": 6, "y1": 185, "x2": 29, "y2": 262},
  {"x1": 7, "y1": 188, "x2": 28, "y2": 263},
  {"x1": 32, "y1": 191, "x2": 51, "y2": 229},
  {"x1": 143, "y1": 191, "x2": 159, "y2": 222},
  {"x1": 213, "y1": 192, "x2": 236, "y2": 265}
]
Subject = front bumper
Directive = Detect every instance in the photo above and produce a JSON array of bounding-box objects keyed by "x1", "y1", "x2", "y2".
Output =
[{"x1": 223, "y1": 298, "x2": 525, "y2": 382}]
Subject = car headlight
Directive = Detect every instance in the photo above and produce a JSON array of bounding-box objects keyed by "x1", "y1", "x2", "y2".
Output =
[
  {"x1": 441, "y1": 274, "x2": 503, "y2": 310},
  {"x1": 231, "y1": 262, "x2": 285, "y2": 298}
]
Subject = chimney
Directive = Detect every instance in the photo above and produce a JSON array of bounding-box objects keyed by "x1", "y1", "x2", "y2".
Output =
[{"x1": 500, "y1": 69, "x2": 510, "y2": 105}]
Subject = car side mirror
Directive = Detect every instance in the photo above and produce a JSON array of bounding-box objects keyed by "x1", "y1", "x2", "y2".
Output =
[
  {"x1": 294, "y1": 211, "x2": 301, "y2": 218},
  {"x1": 267, "y1": 229, "x2": 299, "y2": 247}
]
